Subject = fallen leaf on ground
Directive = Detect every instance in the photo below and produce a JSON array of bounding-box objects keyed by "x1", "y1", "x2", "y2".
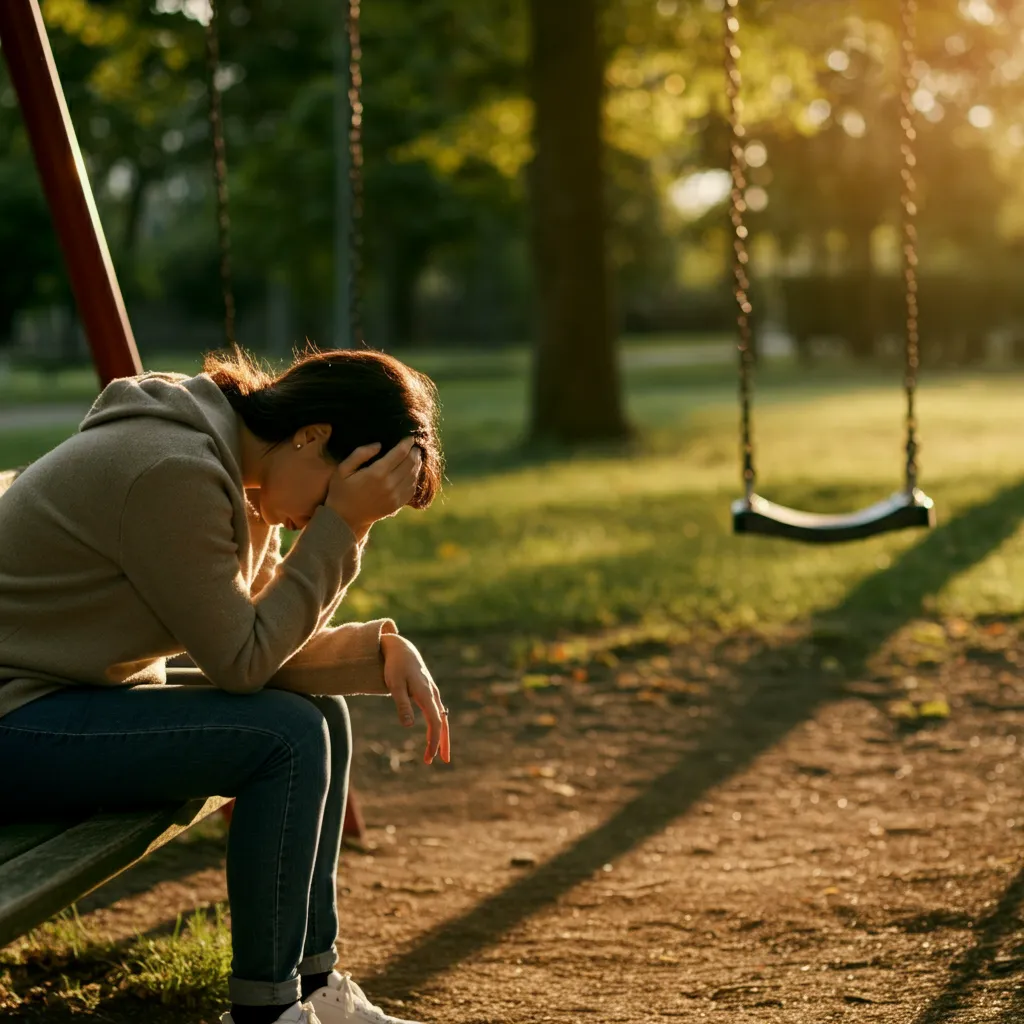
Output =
[
  {"x1": 918, "y1": 698, "x2": 951, "y2": 719},
  {"x1": 522, "y1": 673, "x2": 554, "y2": 690}
]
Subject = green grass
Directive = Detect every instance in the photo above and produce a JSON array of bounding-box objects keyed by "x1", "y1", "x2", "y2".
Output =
[
  {"x1": 0, "y1": 904, "x2": 232, "y2": 1014},
  {"x1": 348, "y1": 365, "x2": 1024, "y2": 635},
  {"x1": 4, "y1": 353, "x2": 1024, "y2": 637},
  {"x1": 0, "y1": 334, "x2": 733, "y2": 408},
  {"x1": 0, "y1": 427, "x2": 84, "y2": 469},
  {"x1": 0, "y1": 353, "x2": 205, "y2": 406}
]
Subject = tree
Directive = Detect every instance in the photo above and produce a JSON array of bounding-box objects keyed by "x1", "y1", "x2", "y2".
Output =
[
  {"x1": 526, "y1": 0, "x2": 629, "y2": 443},
  {"x1": 6, "y1": 0, "x2": 1022, "y2": 365}
]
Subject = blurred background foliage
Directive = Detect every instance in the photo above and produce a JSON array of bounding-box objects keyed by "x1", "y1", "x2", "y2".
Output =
[{"x1": 1, "y1": 0, "x2": 1023, "y2": 363}]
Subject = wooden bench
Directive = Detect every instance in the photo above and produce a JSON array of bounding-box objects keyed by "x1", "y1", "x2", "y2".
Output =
[{"x1": 0, "y1": 467, "x2": 230, "y2": 948}]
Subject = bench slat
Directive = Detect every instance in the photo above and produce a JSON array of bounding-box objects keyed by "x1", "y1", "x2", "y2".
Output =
[
  {"x1": 0, "y1": 795, "x2": 229, "y2": 948},
  {"x1": 0, "y1": 820, "x2": 82, "y2": 866}
]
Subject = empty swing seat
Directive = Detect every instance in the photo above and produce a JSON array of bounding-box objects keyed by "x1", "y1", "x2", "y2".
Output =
[{"x1": 732, "y1": 489, "x2": 935, "y2": 544}]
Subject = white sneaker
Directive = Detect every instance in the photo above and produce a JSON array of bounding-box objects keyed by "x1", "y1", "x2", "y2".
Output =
[
  {"x1": 304, "y1": 971, "x2": 422, "y2": 1024},
  {"x1": 220, "y1": 1000, "x2": 323, "y2": 1024}
]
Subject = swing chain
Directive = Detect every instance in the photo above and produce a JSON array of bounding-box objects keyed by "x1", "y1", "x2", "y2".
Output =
[
  {"x1": 206, "y1": 2, "x2": 364, "y2": 350},
  {"x1": 724, "y1": 0, "x2": 756, "y2": 502},
  {"x1": 900, "y1": 0, "x2": 920, "y2": 495},
  {"x1": 346, "y1": 0, "x2": 365, "y2": 346},
  {"x1": 205, "y1": 0, "x2": 235, "y2": 348}
]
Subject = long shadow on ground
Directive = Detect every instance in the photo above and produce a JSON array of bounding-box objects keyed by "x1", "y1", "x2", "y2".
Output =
[
  {"x1": 893, "y1": 859, "x2": 1024, "y2": 1024},
  {"x1": 368, "y1": 478, "x2": 1024, "y2": 1003}
]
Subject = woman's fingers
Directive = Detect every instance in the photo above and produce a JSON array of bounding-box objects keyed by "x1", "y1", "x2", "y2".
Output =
[
  {"x1": 372, "y1": 436, "x2": 417, "y2": 476},
  {"x1": 387, "y1": 447, "x2": 421, "y2": 496},
  {"x1": 390, "y1": 679, "x2": 415, "y2": 728},
  {"x1": 358, "y1": 439, "x2": 420, "y2": 513},
  {"x1": 375, "y1": 451, "x2": 421, "y2": 514},
  {"x1": 399, "y1": 446, "x2": 423, "y2": 481},
  {"x1": 426, "y1": 681, "x2": 449, "y2": 765},
  {"x1": 387, "y1": 655, "x2": 448, "y2": 766},
  {"x1": 402, "y1": 683, "x2": 444, "y2": 763},
  {"x1": 337, "y1": 442, "x2": 382, "y2": 478},
  {"x1": 340, "y1": 438, "x2": 415, "y2": 485},
  {"x1": 439, "y1": 708, "x2": 451, "y2": 764},
  {"x1": 411, "y1": 675, "x2": 443, "y2": 764}
]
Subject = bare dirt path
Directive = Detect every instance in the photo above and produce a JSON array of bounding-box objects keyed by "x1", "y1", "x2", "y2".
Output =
[{"x1": 4, "y1": 615, "x2": 1024, "y2": 1024}]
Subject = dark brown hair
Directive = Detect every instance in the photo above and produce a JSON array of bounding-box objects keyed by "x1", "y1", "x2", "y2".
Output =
[{"x1": 205, "y1": 345, "x2": 442, "y2": 509}]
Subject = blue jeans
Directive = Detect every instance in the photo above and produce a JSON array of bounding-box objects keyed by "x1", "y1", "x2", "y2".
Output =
[{"x1": 0, "y1": 682, "x2": 351, "y2": 1006}]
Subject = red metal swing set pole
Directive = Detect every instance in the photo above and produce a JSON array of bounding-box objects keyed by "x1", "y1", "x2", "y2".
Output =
[
  {"x1": 0, "y1": 0, "x2": 367, "y2": 844},
  {"x1": 0, "y1": 0, "x2": 142, "y2": 384}
]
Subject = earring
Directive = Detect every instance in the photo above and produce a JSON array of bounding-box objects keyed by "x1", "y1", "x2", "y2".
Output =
[{"x1": 295, "y1": 443, "x2": 302, "y2": 450}]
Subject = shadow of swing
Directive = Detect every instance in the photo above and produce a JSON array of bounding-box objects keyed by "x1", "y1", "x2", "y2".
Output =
[
  {"x1": 366, "y1": 477, "x2": 1024, "y2": 1005},
  {"x1": 887, "y1": 858, "x2": 1024, "y2": 1024}
]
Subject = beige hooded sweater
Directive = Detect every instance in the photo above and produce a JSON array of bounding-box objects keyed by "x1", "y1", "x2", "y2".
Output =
[{"x1": 0, "y1": 372, "x2": 396, "y2": 720}]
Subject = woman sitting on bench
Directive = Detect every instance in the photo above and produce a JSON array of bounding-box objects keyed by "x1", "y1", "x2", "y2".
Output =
[{"x1": 0, "y1": 346, "x2": 449, "y2": 1024}]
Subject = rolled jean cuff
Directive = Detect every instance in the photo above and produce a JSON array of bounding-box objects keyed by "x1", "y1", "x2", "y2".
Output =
[
  {"x1": 299, "y1": 949, "x2": 339, "y2": 974},
  {"x1": 228, "y1": 975, "x2": 301, "y2": 1006}
]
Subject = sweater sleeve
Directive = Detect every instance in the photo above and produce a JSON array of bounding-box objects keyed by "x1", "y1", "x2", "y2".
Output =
[
  {"x1": 268, "y1": 617, "x2": 398, "y2": 695},
  {"x1": 247, "y1": 521, "x2": 396, "y2": 696},
  {"x1": 249, "y1": 518, "x2": 283, "y2": 599},
  {"x1": 119, "y1": 455, "x2": 368, "y2": 694}
]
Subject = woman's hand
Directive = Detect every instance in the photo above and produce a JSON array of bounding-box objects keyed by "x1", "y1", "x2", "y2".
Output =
[
  {"x1": 325, "y1": 438, "x2": 422, "y2": 540},
  {"x1": 380, "y1": 632, "x2": 450, "y2": 765}
]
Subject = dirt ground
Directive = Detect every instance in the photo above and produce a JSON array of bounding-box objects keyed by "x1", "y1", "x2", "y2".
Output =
[{"x1": 4, "y1": 614, "x2": 1024, "y2": 1024}]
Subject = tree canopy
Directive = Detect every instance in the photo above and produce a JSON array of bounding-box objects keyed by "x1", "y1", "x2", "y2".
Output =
[{"x1": 1, "y1": 0, "x2": 1021, "y2": 348}]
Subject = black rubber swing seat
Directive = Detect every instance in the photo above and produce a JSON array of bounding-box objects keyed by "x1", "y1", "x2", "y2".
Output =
[{"x1": 731, "y1": 489, "x2": 935, "y2": 544}]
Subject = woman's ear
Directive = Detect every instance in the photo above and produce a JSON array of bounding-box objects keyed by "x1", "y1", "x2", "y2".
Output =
[
  {"x1": 292, "y1": 424, "x2": 333, "y2": 450},
  {"x1": 311, "y1": 423, "x2": 333, "y2": 449}
]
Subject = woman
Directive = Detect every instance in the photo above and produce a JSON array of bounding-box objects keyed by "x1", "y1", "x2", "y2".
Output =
[{"x1": 0, "y1": 346, "x2": 449, "y2": 1024}]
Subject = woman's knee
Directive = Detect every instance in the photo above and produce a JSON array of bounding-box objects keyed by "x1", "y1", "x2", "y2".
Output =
[
  {"x1": 296, "y1": 694, "x2": 352, "y2": 771},
  {"x1": 245, "y1": 690, "x2": 332, "y2": 785}
]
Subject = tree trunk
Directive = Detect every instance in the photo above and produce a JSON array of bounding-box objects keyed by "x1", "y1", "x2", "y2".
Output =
[
  {"x1": 526, "y1": 0, "x2": 629, "y2": 443},
  {"x1": 121, "y1": 162, "x2": 149, "y2": 262}
]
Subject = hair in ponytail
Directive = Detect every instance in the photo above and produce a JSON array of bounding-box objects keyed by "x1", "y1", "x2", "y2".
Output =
[{"x1": 205, "y1": 344, "x2": 443, "y2": 509}]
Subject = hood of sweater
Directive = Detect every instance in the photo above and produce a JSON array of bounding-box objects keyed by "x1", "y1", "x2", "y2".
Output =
[{"x1": 79, "y1": 371, "x2": 245, "y2": 488}]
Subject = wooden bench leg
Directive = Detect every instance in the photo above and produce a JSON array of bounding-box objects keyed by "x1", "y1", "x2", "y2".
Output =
[{"x1": 342, "y1": 788, "x2": 366, "y2": 843}]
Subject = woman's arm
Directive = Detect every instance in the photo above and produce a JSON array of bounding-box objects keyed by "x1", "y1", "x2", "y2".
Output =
[
  {"x1": 268, "y1": 618, "x2": 397, "y2": 695},
  {"x1": 247, "y1": 500, "x2": 282, "y2": 600},
  {"x1": 247, "y1": 522, "x2": 394, "y2": 695},
  {"x1": 119, "y1": 455, "x2": 374, "y2": 694}
]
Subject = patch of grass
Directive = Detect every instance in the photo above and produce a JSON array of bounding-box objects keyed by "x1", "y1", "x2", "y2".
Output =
[
  {"x1": 1, "y1": 904, "x2": 232, "y2": 1014},
  {"x1": 344, "y1": 370, "x2": 1024, "y2": 634},
  {"x1": 110, "y1": 904, "x2": 232, "y2": 1008},
  {"x1": 0, "y1": 334, "x2": 733, "y2": 405},
  {"x1": 0, "y1": 363, "x2": 104, "y2": 406},
  {"x1": 0, "y1": 427, "x2": 80, "y2": 468},
  {"x1": 5, "y1": 351, "x2": 1024, "y2": 637},
  {"x1": 1, "y1": 905, "x2": 93, "y2": 968},
  {"x1": 0, "y1": 353, "x2": 205, "y2": 407}
]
